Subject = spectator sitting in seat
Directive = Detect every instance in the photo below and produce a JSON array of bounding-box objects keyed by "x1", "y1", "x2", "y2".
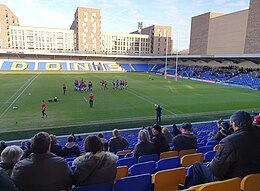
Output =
[
  {"x1": 98, "y1": 133, "x2": 108, "y2": 151},
  {"x1": 21, "y1": 142, "x2": 31, "y2": 159},
  {"x1": 20, "y1": 142, "x2": 26, "y2": 151},
  {"x1": 192, "y1": 111, "x2": 260, "y2": 185},
  {"x1": 133, "y1": 129, "x2": 155, "y2": 158},
  {"x1": 62, "y1": 135, "x2": 81, "y2": 157},
  {"x1": 172, "y1": 124, "x2": 181, "y2": 137},
  {"x1": 210, "y1": 118, "x2": 223, "y2": 138},
  {"x1": 151, "y1": 124, "x2": 170, "y2": 155},
  {"x1": 0, "y1": 166, "x2": 18, "y2": 191},
  {"x1": 210, "y1": 121, "x2": 230, "y2": 142},
  {"x1": 172, "y1": 123, "x2": 197, "y2": 152},
  {"x1": 72, "y1": 135, "x2": 117, "y2": 186},
  {"x1": 162, "y1": 127, "x2": 173, "y2": 144},
  {"x1": 50, "y1": 134, "x2": 63, "y2": 156},
  {"x1": 0, "y1": 146, "x2": 23, "y2": 176},
  {"x1": 109, "y1": 129, "x2": 129, "y2": 152},
  {"x1": 11, "y1": 132, "x2": 72, "y2": 191},
  {"x1": 76, "y1": 135, "x2": 83, "y2": 142}
]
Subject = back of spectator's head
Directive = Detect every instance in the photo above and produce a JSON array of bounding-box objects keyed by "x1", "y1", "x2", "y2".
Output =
[
  {"x1": 26, "y1": 141, "x2": 31, "y2": 149},
  {"x1": 97, "y1": 133, "x2": 104, "y2": 138},
  {"x1": 50, "y1": 134, "x2": 57, "y2": 144},
  {"x1": 1, "y1": 145, "x2": 23, "y2": 164},
  {"x1": 220, "y1": 121, "x2": 230, "y2": 132},
  {"x1": 112, "y1": 129, "x2": 119, "y2": 137},
  {"x1": 181, "y1": 123, "x2": 192, "y2": 132},
  {"x1": 31, "y1": 132, "x2": 51, "y2": 154},
  {"x1": 84, "y1": 135, "x2": 103, "y2": 154},
  {"x1": 230, "y1": 111, "x2": 252, "y2": 130},
  {"x1": 138, "y1": 129, "x2": 150, "y2": 143},
  {"x1": 67, "y1": 135, "x2": 74, "y2": 142},
  {"x1": 172, "y1": 124, "x2": 177, "y2": 130},
  {"x1": 152, "y1": 124, "x2": 162, "y2": 135},
  {"x1": 0, "y1": 141, "x2": 5, "y2": 146},
  {"x1": 162, "y1": 127, "x2": 169, "y2": 134}
]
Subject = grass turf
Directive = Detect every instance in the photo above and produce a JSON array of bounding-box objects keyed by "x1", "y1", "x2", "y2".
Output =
[{"x1": 1, "y1": 72, "x2": 260, "y2": 140}]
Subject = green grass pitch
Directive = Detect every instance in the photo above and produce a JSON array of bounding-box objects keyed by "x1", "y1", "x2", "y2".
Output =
[{"x1": 1, "y1": 72, "x2": 260, "y2": 139}]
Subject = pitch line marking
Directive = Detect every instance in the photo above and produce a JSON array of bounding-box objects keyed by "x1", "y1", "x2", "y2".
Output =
[
  {"x1": 83, "y1": 96, "x2": 88, "y2": 103},
  {"x1": 127, "y1": 89, "x2": 177, "y2": 116},
  {"x1": 0, "y1": 73, "x2": 39, "y2": 111},
  {"x1": 0, "y1": 73, "x2": 40, "y2": 119}
]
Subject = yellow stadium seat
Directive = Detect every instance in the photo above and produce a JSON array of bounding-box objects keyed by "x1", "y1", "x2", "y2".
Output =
[
  {"x1": 181, "y1": 153, "x2": 204, "y2": 168},
  {"x1": 116, "y1": 150, "x2": 132, "y2": 156},
  {"x1": 153, "y1": 167, "x2": 186, "y2": 191},
  {"x1": 241, "y1": 173, "x2": 260, "y2": 191},
  {"x1": 159, "y1": 151, "x2": 178, "y2": 159},
  {"x1": 190, "y1": 178, "x2": 241, "y2": 191},
  {"x1": 179, "y1": 149, "x2": 197, "y2": 158},
  {"x1": 114, "y1": 166, "x2": 128, "y2": 183},
  {"x1": 213, "y1": 145, "x2": 220, "y2": 151}
]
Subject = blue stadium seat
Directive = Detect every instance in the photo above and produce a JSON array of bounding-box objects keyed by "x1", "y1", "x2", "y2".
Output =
[
  {"x1": 204, "y1": 150, "x2": 217, "y2": 163},
  {"x1": 114, "y1": 174, "x2": 152, "y2": 191},
  {"x1": 129, "y1": 161, "x2": 156, "y2": 176},
  {"x1": 156, "y1": 156, "x2": 181, "y2": 171},
  {"x1": 206, "y1": 141, "x2": 219, "y2": 147},
  {"x1": 117, "y1": 154, "x2": 125, "y2": 159},
  {"x1": 117, "y1": 157, "x2": 137, "y2": 168},
  {"x1": 138, "y1": 154, "x2": 159, "y2": 163},
  {"x1": 196, "y1": 145, "x2": 214, "y2": 154},
  {"x1": 72, "y1": 182, "x2": 114, "y2": 191},
  {"x1": 125, "y1": 153, "x2": 133, "y2": 158}
]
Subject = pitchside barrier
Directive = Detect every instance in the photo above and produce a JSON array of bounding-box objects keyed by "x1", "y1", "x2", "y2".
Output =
[{"x1": 0, "y1": 60, "x2": 125, "y2": 72}]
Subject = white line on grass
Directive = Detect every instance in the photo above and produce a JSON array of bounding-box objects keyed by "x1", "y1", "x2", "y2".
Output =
[
  {"x1": 127, "y1": 89, "x2": 177, "y2": 116},
  {"x1": 83, "y1": 96, "x2": 88, "y2": 103},
  {"x1": 0, "y1": 74, "x2": 39, "y2": 111},
  {"x1": 0, "y1": 73, "x2": 40, "y2": 119}
]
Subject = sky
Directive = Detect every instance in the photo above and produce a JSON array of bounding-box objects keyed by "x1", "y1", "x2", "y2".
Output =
[{"x1": 1, "y1": 0, "x2": 250, "y2": 50}]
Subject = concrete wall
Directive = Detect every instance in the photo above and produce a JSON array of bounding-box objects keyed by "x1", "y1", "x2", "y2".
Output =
[
  {"x1": 207, "y1": 10, "x2": 249, "y2": 55},
  {"x1": 244, "y1": 0, "x2": 260, "y2": 54}
]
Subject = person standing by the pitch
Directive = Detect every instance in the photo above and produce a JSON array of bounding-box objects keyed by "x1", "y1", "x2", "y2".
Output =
[
  {"x1": 89, "y1": 93, "x2": 94, "y2": 108},
  {"x1": 63, "y1": 83, "x2": 67, "y2": 95},
  {"x1": 155, "y1": 105, "x2": 162, "y2": 124},
  {"x1": 41, "y1": 100, "x2": 47, "y2": 118}
]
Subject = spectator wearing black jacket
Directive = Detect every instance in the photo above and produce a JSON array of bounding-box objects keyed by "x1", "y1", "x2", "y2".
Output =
[
  {"x1": 109, "y1": 129, "x2": 129, "y2": 153},
  {"x1": 50, "y1": 135, "x2": 62, "y2": 156},
  {"x1": 133, "y1": 129, "x2": 155, "y2": 158},
  {"x1": 151, "y1": 124, "x2": 170, "y2": 155},
  {"x1": 193, "y1": 111, "x2": 260, "y2": 185},
  {"x1": 210, "y1": 121, "x2": 230, "y2": 142},
  {"x1": 62, "y1": 135, "x2": 81, "y2": 157},
  {"x1": 172, "y1": 123, "x2": 197, "y2": 152},
  {"x1": 172, "y1": 124, "x2": 181, "y2": 137}
]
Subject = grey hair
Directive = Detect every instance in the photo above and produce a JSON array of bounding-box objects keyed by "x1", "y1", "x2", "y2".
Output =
[
  {"x1": 1, "y1": 145, "x2": 24, "y2": 164},
  {"x1": 138, "y1": 129, "x2": 150, "y2": 143}
]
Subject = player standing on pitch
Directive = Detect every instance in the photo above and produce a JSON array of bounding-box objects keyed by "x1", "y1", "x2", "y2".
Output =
[
  {"x1": 155, "y1": 104, "x2": 162, "y2": 124},
  {"x1": 89, "y1": 93, "x2": 94, "y2": 108},
  {"x1": 41, "y1": 100, "x2": 47, "y2": 118},
  {"x1": 63, "y1": 84, "x2": 67, "y2": 95}
]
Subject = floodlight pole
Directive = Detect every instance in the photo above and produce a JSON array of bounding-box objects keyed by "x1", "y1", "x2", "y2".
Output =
[
  {"x1": 139, "y1": 29, "x2": 141, "y2": 56},
  {"x1": 164, "y1": 33, "x2": 168, "y2": 80}
]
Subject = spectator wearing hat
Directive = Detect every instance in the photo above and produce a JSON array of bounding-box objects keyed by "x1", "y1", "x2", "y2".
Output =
[
  {"x1": 172, "y1": 123, "x2": 197, "y2": 152},
  {"x1": 151, "y1": 124, "x2": 170, "y2": 155},
  {"x1": 192, "y1": 111, "x2": 260, "y2": 185},
  {"x1": 210, "y1": 121, "x2": 230, "y2": 142}
]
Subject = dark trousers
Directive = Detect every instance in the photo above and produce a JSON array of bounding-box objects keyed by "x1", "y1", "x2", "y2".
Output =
[
  {"x1": 192, "y1": 162, "x2": 220, "y2": 185},
  {"x1": 156, "y1": 115, "x2": 161, "y2": 124},
  {"x1": 89, "y1": 100, "x2": 94, "y2": 108},
  {"x1": 42, "y1": 110, "x2": 47, "y2": 117}
]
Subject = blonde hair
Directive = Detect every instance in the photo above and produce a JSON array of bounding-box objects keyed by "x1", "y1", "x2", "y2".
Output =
[
  {"x1": 162, "y1": 127, "x2": 169, "y2": 134},
  {"x1": 138, "y1": 129, "x2": 150, "y2": 143}
]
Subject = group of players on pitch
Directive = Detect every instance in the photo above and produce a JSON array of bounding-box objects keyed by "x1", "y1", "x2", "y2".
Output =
[{"x1": 72, "y1": 79, "x2": 128, "y2": 91}]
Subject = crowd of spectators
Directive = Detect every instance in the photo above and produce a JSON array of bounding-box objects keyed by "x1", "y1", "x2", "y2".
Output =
[{"x1": 0, "y1": 110, "x2": 260, "y2": 190}]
